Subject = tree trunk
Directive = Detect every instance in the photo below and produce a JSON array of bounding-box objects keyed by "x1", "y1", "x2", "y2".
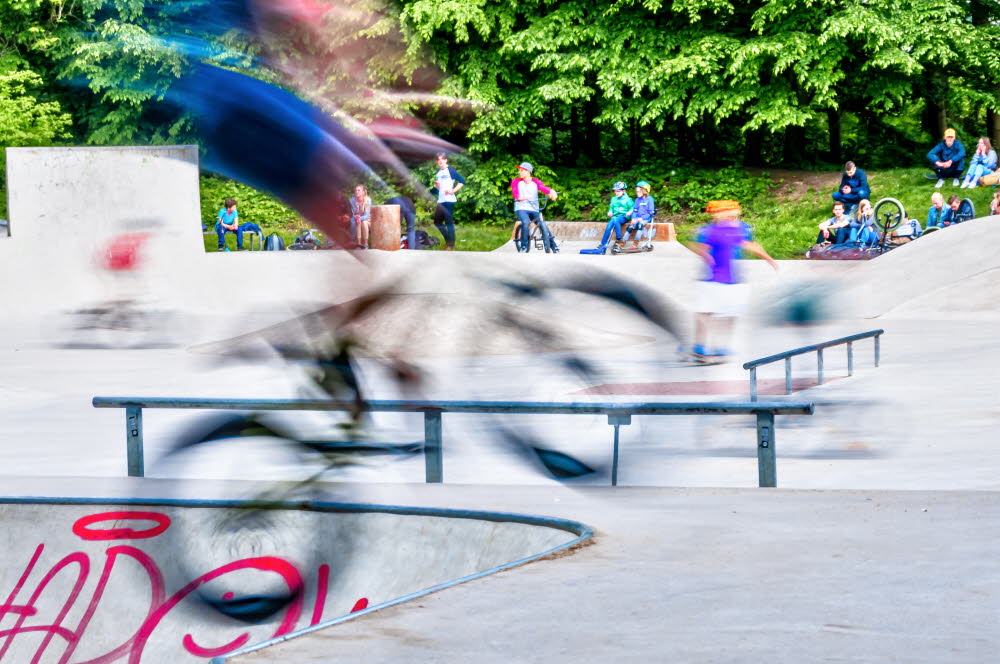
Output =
[
  {"x1": 988, "y1": 107, "x2": 1000, "y2": 151},
  {"x1": 743, "y1": 128, "x2": 764, "y2": 167},
  {"x1": 549, "y1": 103, "x2": 559, "y2": 162},
  {"x1": 827, "y1": 109, "x2": 842, "y2": 164},
  {"x1": 629, "y1": 119, "x2": 639, "y2": 164},
  {"x1": 783, "y1": 125, "x2": 806, "y2": 166},
  {"x1": 569, "y1": 106, "x2": 580, "y2": 162},
  {"x1": 922, "y1": 76, "x2": 948, "y2": 140},
  {"x1": 582, "y1": 74, "x2": 602, "y2": 164}
]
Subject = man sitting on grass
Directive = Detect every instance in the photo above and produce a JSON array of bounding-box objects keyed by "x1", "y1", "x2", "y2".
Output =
[
  {"x1": 831, "y1": 161, "x2": 870, "y2": 214},
  {"x1": 815, "y1": 201, "x2": 852, "y2": 246},
  {"x1": 926, "y1": 128, "x2": 966, "y2": 188}
]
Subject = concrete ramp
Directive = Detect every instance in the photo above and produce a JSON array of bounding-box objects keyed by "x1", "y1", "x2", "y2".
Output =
[
  {"x1": 0, "y1": 499, "x2": 587, "y2": 664},
  {"x1": 846, "y1": 215, "x2": 1000, "y2": 318}
]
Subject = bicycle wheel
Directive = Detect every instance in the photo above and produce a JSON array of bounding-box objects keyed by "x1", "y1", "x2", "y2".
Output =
[
  {"x1": 873, "y1": 197, "x2": 905, "y2": 233},
  {"x1": 957, "y1": 198, "x2": 976, "y2": 223}
]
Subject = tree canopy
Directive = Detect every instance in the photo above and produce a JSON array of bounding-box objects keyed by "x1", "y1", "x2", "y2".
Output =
[{"x1": 1, "y1": 0, "x2": 999, "y2": 170}]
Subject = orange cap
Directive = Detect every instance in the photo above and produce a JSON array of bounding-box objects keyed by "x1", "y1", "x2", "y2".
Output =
[{"x1": 705, "y1": 199, "x2": 741, "y2": 213}]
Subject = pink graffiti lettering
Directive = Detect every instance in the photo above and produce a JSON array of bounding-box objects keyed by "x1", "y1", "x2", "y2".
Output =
[
  {"x1": 0, "y1": 512, "x2": 369, "y2": 663},
  {"x1": 72, "y1": 511, "x2": 171, "y2": 541}
]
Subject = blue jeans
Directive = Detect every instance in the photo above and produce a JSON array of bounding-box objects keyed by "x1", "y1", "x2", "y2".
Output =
[
  {"x1": 435, "y1": 202, "x2": 456, "y2": 248},
  {"x1": 963, "y1": 164, "x2": 993, "y2": 187},
  {"x1": 816, "y1": 226, "x2": 850, "y2": 245},
  {"x1": 600, "y1": 215, "x2": 628, "y2": 246},
  {"x1": 831, "y1": 191, "x2": 866, "y2": 207},
  {"x1": 216, "y1": 222, "x2": 245, "y2": 249},
  {"x1": 849, "y1": 225, "x2": 877, "y2": 245},
  {"x1": 516, "y1": 210, "x2": 554, "y2": 251}
]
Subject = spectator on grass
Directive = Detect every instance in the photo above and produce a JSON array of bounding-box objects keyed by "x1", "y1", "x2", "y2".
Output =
[
  {"x1": 926, "y1": 128, "x2": 966, "y2": 188},
  {"x1": 350, "y1": 184, "x2": 372, "y2": 248},
  {"x1": 431, "y1": 152, "x2": 465, "y2": 251},
  {"x1": 831, "y1": 161, "x2": 870, "y2": 212},
  {"x1": 992, "y1": 191, "x2": 1000, "y2": 217},
  {"x1": 925, "y1": 192, "x2": 950, "y2": 229},
  {"x1": 947, "y1": 194, "x2": 963, "y2": 224},
  {"x1": 511, "y1": 161, "x2": 559, "y2": 253},
  {"x1": 846, "y1": 198, "x2": 878, "y2": 246},
  {"x1": 960, "y1": 137, "x2": 998, "y2": 188},
  {"x1": 816, "y1": 201, "x2": 852, "y2": 245}
]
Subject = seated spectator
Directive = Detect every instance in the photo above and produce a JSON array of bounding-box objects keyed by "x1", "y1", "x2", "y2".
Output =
[
  {"x1": 581, "y1": 181, "x2": 632, "y2": 254},
  {"x1": 622, "y1": 180, "x2": 655, "y2": 248},
  {"x1": 846, "y1": 198, "x2": 878, "y2": 246},
  {"x1": 815, "y1": 201, "x2": 852, "y2": 245},
  {"x1": 926, "y1": 128, "x2": 966, "y2": 188},
  {"x1": 215, "y1": 197, "x2": 253, "y2": 251},
  {"x1": 947, "y1": 194, "x2": 965, "y2": 224},
  {"x1": 961, "y1": 137, "x2": 998, "y2": 188},
  {"x1": 992, "y1": 191, "x2": 1000, "y2": 217},
  {"x1": 925, "y1": 192, "x2": 950, "y2": 229},
  {"x1": 350, "y1": 184, "x2": 372, "y2": 248},
  {"x1": 831, "y1": 161, "x2": 870, "y2": 212}
]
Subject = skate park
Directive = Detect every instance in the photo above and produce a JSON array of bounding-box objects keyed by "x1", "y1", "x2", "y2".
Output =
[{"x1": 1, "y1": 146, "x2": 999, "y2": 662}]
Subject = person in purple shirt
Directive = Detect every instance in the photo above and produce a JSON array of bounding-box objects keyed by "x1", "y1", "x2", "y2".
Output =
[{"x1": 686, "y1": 199, "x2": 777, "y2": 362}]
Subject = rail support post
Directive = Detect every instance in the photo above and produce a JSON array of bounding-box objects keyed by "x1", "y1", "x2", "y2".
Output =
[
  {"x1": 126, "y1": 406, "x2": 144, "y2": 478},
  {"x1": 423, "y1": 410, "x2": 443, "y2": 483},
  {"x1": 608, "y1": 414, "x2": 631, "y2": 486},
  {"x1": 756, "y1": 412, "x2": 776, "y2": 488},
  {"x1": 749, "y1": 368, "x2": 758, "y2": 402}
]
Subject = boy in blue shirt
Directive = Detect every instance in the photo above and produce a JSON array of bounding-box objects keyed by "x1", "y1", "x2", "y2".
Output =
[
  {"x1": 215, "y1": 198, "x2": 242, "y2": 250},
  {"x1": 621, "y1": 180, "x2": 655, "y2": 250}
]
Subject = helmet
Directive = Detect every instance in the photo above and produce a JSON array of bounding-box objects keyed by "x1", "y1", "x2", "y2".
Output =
[
  {"x1": 636, "y1": 180, "x2": 651, "y2": 190},
  {"x1": 612, "y1": 181, "x2": 627, "y2": 191}
]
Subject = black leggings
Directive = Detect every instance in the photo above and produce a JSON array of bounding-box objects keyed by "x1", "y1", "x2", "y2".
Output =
[{"x1": 434, "y1": 202, "x2": 456, "y2": 248}]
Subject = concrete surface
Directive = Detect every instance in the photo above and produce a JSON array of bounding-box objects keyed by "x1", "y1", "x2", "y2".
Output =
[
  {"x1": 0, "y1": 497, "x2": 578, "y2": 664},
  {"x1": 229, "y1": 483, "x2": 1000, "y2": 664}
]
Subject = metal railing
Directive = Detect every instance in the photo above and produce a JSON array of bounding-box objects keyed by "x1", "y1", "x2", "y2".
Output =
[
  {"x1": 743, "y1": 330, "x2": 883, "y2": 401},
  {"x1": 93, "y1": 397, "x2": 814, "y2": 488}
]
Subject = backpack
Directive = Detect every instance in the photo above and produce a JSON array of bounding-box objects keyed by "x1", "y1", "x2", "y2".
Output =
[
  {"x1": 264, "y1": 233, "x2": 285, "y2": 251},
  {"x1": 401, "y1": 229, "x2": 438, "y2": 250}
]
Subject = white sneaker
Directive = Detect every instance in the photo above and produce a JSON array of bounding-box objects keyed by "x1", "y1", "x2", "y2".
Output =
[
  {"x1": 935, "y1": 179, "x2": 945, "y2": 188},
  {"x1": 953, "y1": 178, "x2": 960, "y2": 187}
]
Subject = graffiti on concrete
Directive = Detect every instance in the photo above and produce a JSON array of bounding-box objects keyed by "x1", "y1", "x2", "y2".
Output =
[{"x1": 0, "y1": 510, "x2": 366, "y2": 663}]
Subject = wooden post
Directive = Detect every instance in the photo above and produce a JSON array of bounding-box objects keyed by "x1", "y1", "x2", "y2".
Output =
[{"x1": 369, "y1": 205, "x2": 401, "y2": 251}]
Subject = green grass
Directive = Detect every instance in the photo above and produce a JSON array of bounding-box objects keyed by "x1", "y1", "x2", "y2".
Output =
[
  {"x1": 204, "y1": 223, "x2": 511, "y2": 252},
  {"x1": 730, "y1": 167, "x2": 998, "y2": 260},
  {"x1": 202, "y1": 167, "x2": 998, "y2": 258}
]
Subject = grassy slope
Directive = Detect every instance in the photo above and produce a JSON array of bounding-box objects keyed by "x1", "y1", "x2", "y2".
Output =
[
  {"x1": 736, "y1": 168, "x2": 997, "y2": 260},
  {"x1": 202, "y1": 167, "x2": 998, "y2": 256}
]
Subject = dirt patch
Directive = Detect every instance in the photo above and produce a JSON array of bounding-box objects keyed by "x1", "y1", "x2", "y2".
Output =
[{"x1": 749, "y1": 168, "x2": 840, "y2": 203}]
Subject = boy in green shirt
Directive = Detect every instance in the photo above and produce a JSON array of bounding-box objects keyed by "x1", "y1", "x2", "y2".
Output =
[{"x1": 581, "y1": 181, "x2": 633, "y2": 254}]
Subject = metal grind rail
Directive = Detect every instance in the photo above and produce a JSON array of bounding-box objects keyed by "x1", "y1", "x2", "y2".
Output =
[
  {"x1": 93, "y1": 397, "x2": 815, "y2": 488},
  {"x1": 743, "y1": 329, "x2": 883, "y2": 401}
]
